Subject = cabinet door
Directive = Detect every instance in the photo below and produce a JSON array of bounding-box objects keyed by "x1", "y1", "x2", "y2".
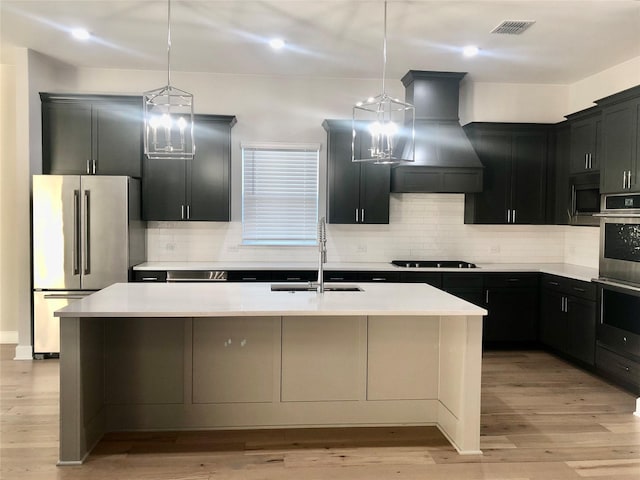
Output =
[
  {"x1": 42, "y1": 101, "x2": 92, "y2": 174},
  {"x1": 94, "y1": 99, "x2": 143, "y2": 177},
  {"x1": 187, "y1": 116, "x2": 231, "y2": 221},
  {"x1": 484, "y1": 287, "x2": 538, "y2": 343},
  {"x1": 570, "y1": 118, "x2": 600, "y2": 174},
  {"x1": 512, "y1": 130, "x2": 547, "y2": 224},
  {"x1": 142, "y1": 158, "x2": 187, "y2": 220},
  {"x1": 359, "y1": 162, "x2": 390, "y2": 223},
  {"x1": 539, "y1": 289, "x2": 567, "y2": 351},
  {"x1": 192, "y1": 317, "x2": 280, "y2": 403},
  {"x1": 566, "y1": 298, "x2": 596, "y2": 365},
  {"x1": 281, "y1": 316, "x2": 365, "y2": 401},
  {"x1": 468, "y1": 130, "x2": 512, "y2": 224},
  {"x1": 553, "y1": 123, "x2": 572, "y2": 224},
  {"x1": 601, "y1": 102, "x2": 635, "y2": 193},
  {"x1": 326, "y1": 126, "x2": 361, "y2": 223}
]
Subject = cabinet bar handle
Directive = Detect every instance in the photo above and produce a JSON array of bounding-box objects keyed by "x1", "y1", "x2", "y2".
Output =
[
  {"x1": 485, "y1": 290, "x2": 489, "y2": 304},
  {"x1": 141, "y1": 277, "x2": 159, "y2": 281},
  {"x1": 181, "y1": 205, "x2": 185, "y2": 220},
  {"x1": 512, "y1": 209, "x2": 516, "y2": 223},
  {"x1": 585, "y1": 153, "x2": 588, "y2": 170},
  {"x1": 507, "y1": 209, "x2": 511, "y2": 223},
  {"x1": 86, "y1": 159, "x2": 91, "y2": 174},
  {"x1": 361, "y1": 209, "x2": 365, "y2": 223},
  {"x1": 573, "y1": 287, "x2": 585, "y2": 293},
  {"x1": 548, "y1": 281, "x2": 559, "y2": 286},
  {"x1": 355, "y1": 209, "x2": 359, "y2": 223},
  {"x1": 287, "y1": 277, "x2": 301, "y2": 281},
  {"x1": 623, "y1": 171, "x2": 628, "y2": 189},
  {"x1": 92, "y1": 159, "x2": 96, "y2": 175},
  {"x1": 186, "y1": 205, "x2": 191, "y2": 219},
  {"x1": 628, "y1": 170, "x2": 632, "y2": 189},
  {"x1": 242, "y1": 277, "x2": 257, "y2": 281},
  {"x1": 371, "y1": 277, "x2": 386, "y2": 281}
]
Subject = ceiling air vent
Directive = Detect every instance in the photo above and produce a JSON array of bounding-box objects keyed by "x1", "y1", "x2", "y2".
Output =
[{"x1": 491, "y1": 20, "x2": 535, "y2": 35}]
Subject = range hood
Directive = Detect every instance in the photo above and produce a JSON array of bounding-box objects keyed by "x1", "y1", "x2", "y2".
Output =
[{"x1": 391, "y1": 71, "x2": 484, "y2": 193}]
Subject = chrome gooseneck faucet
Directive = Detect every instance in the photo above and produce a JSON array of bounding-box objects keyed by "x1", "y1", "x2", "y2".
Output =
[{"x1": 317, "y1": 216, "x2": 327, "y2": 293}]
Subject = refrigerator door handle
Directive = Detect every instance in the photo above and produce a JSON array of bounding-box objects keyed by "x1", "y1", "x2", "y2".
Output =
[
  {"x1": 83, "y1": 190, "x2": 90, "y2": 275},
  {"x1": 73, "y1": 190, "x2": 80, "y2": 275},
  {"x1": 43, "y1": 293, "x2": 88, "y2": 300}
]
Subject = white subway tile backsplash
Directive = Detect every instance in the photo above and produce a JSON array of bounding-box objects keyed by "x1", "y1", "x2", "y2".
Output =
[{"x1": 146, "y1": 194, "x2": 600, "y2": 267}]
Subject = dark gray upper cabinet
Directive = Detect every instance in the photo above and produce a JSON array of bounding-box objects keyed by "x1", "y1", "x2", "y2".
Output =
[
  {"x1": 567, "y1": 106, "x2": 602, "y2": 174},
  {"x1": 464, "y1": 123, "x2": 550, "y2": 225},
  {"x1": 41, "y1": 93, "x2": 143, "y2": 177},
  {"x1": 142, "y1": 114, "x2": 236, "y2": 221},
  {"x1": 323, "y1": 120, "x2": 390, "y2": 224},
  {"x1": 598, "y1": 86, "x2": 640, "y2": 194},
  {"x1": 551, "y1": 121, "x2": 571, "y2": 225}
]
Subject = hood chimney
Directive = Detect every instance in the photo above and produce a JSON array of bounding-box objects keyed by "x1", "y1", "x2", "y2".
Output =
[{"x1": 391, "y1": 70, "x2": 484, "y2": 193}]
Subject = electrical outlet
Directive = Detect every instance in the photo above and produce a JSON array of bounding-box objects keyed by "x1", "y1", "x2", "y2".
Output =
[
  {"x1": 357, "y1": 244, "x2": 367, "y2": 253},
  {"x1": 490, "y1": 245, "x2": 500, "y2": 254},
  {"x1": 165, "y1": 243, "x2": 175, "y2": 251}
]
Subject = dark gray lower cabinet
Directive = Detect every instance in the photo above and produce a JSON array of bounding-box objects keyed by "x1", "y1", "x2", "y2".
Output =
[
  {"x1": 539, "y1": 274, "x2": 596, "y2": 366},
  {"x1": 482, "y1": 273, "x2": 539, "y2": 345},
  {"x1": 143, "y1": 114, "x2": 236, "y2": 221}
]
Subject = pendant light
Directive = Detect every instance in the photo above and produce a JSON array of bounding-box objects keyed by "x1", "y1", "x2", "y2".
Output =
[
  {"x1": 144, "y1": 0, "x2": 195, "y2": 160},
  {"x1": 352, "y1": 1, "x2": 415, "y2": 164}
]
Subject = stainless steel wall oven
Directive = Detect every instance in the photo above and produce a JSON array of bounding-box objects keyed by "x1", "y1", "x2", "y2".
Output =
[{"x1": 595, "y1": 193, "x2": 640, "y2": 392}]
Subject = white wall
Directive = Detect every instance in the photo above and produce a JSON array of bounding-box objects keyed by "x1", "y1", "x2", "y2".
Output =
[
  {"x1": 568, "y1": 55, "x2": 640, "y2": 115},
  {"x1": 0, "y1": 63, "x2": 18, "y2": 343},
  {"x1": 1, "y1": 49, "x2": 77, "y2": 356}
]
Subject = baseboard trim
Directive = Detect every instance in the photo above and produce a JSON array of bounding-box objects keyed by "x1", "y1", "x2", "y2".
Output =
[{"x1": 14, "y1": 344, "x2": 33, "y2": 360}]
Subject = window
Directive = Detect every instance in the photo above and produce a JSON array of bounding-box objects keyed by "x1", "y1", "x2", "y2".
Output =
[{"x1": 242, "y1": 143, "x2": 320, "y2": 245}]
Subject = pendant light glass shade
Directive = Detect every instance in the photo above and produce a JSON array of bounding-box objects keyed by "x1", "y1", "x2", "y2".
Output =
[
  {"x1": 352, "y1": 1, "x2": 415, "y2": 164},
  {"x1": 144, "y1": 0, "x2": 195, "y2": 160}
]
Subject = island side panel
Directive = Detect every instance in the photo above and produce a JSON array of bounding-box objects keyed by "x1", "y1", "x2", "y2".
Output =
[
  {"x1": 437, "y1": 314, "x2": 483, "y2": 454},
  {"x1": 59, "y1": 317, "x2": 106, "y2": 465}
]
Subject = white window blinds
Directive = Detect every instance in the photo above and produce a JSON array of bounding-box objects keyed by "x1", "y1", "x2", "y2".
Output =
[{"x1": 242, "y1": 143, "x2": 319, "y2": 245}]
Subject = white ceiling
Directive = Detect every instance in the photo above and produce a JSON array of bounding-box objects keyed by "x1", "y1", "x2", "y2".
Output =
[{"x1": 1, "y1": 0, "x2": 639, "y2": 84}]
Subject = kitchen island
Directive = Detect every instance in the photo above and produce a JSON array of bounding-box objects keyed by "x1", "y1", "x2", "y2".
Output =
[{"x1": 55, "y1": 282, "x2": 487, "y2": 464}]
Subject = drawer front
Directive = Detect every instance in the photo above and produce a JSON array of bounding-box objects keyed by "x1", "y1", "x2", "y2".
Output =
[
  {"x1": 541, "y1": 274, "x2": 567, "y2": 292},
  {"x1": 133, "y1": 270, "x2": 167, "y2": 282},
  {"x1": 565, "y1": 277, "x2": 596, "y2": 301},
  {"x1": 442, "y1": 273, "x2": 483, "y2": 289},
  {"x1": 398, "y1": 272, "x2": 442, "y2": 287},
  {"x1": 596, "y1": 345, "x2": 640, "y2": 391},
  {"x1": 358, "y1": 271, "x2": 401, "y2": 282},
  {"x1": 227, "y1": 270, "x2": 272, "y2": 282},
  {"x1": 598, "y1": 324, "x2": 640, "y2": 358},
  {"x1": 541, "y1": 274, "x2": 596, "y2": 300},
  {"x1": 323, "y1": 271, "x2": 360, "y2": 282},
  {"x1": 484, "y1": 273, "x2": 538, "y2": 288},
  {"x1": 272, "y1": 270, "x2": 316, "y2": 282}
]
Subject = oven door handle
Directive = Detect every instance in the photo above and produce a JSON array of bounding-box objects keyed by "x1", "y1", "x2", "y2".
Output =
[
  {"x1": 593, "y1": 278, "x2": 640, "y2": 293},
  {"x1": 593, "y1": 213, "x2": 640, "y2": 218}
]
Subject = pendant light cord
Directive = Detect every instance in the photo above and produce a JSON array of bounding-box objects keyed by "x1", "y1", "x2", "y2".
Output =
[
  {"x1": 166, "y1": 0, "x2": 172, "y2": 87},
  {"x1": 381, "y1": 0, "x2": 387, "y2": 95}
]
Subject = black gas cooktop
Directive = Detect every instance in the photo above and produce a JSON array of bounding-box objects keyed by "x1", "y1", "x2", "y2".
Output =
[{"x1": 391, "y1": 260, "x2": 477, "y2": 269}]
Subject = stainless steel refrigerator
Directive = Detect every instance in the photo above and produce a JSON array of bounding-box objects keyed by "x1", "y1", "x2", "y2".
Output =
[{"x1": 32, "y1": 175, "x2": 145, "y2": 357}]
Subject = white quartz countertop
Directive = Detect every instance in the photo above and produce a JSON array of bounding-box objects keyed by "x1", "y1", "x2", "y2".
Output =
[
  {"x1": 133, "y1": 261, "x2": 599, "y2": 283},
  {"x1": 55, "y1": 282, "x2": 488, "y2": 318}
]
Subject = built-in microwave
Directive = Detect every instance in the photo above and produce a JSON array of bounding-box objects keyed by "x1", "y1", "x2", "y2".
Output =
[{"x1": 569, "y1": 173, "x2": 600, "y2": 226}]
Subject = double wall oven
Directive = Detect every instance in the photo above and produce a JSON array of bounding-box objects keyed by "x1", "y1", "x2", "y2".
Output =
[{"x1": 596, "y1": 193, "x2": 640, "y2": 392}]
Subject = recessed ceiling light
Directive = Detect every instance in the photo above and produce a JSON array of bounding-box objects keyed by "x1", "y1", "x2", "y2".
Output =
[
  {"x1": 269, "y1": 38, "x2": 285, "y2": 50},
  {"x1": 463, "y1": 45, "x2": 480, "y2": 57},
  {"x1": 71, "y1": 28, "x2": 91, "y2": 41}
]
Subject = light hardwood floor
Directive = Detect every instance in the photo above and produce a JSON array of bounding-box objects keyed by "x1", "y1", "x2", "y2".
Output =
[{"x1": 1, "y1": 345, "x2": 638, "y2": 479}]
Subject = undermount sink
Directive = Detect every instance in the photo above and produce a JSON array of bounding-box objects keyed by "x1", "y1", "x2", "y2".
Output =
[{"x1": 270, "y1": 283, "x2": 363, "y2": 292}]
